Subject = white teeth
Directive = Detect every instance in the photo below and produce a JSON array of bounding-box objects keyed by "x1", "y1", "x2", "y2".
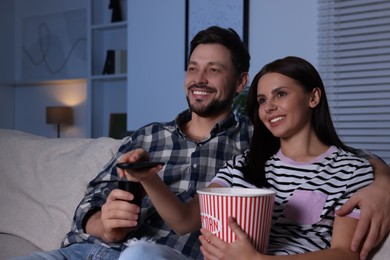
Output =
[
  {"x1": 270, "y1": 116, "x2": 284, "y2": 123},
  {"x1": 193, "y1": 91, "x2": 208, "y2": 95}
]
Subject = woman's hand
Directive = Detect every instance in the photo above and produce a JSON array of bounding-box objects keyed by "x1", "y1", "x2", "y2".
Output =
[{"x1": 199, "y1": 217, "x2": 261, "y2": 260}]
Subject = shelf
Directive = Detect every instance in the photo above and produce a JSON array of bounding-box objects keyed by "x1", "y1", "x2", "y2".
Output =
[
  {"x1": 91, "y1": 21, "x2": 127, "y2": 31},
  {"x1": 9, "y1": 78, "x2": 87, "y2": 87},
  {"x1": 91, "y1": 74, "x2": 126, "y2": 81},
  {"x1": 89, "y1": 0, "x2": 128, "y2": 138}
]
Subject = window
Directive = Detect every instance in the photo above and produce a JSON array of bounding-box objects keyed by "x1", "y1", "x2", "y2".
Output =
[{"x1": 318, "y1": 0, "x2": 390, "y2": 164}]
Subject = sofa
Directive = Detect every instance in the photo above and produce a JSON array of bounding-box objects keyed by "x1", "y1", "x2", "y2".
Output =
[
  {"x1": 0, "y1": 129, "x2": 122, "y2": 259},
  {"x1": 0, "y1": 129, "x2": 389, "y2": 259}
]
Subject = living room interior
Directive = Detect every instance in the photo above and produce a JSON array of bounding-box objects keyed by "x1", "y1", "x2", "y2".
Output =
[
  {"x1": 0, "y1": 1, "x2": 390, "y2": 259},
  {"x1": 0, "y1": 0, "x2": 317, "y2": 136},
  {"x1": 0, "y1": 0, "x2": 389, "y2": 164}
]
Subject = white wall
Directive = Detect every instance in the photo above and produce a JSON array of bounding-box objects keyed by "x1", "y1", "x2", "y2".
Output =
[
  {"x1": 249, "y1": 0, "x2": 318, "y2": 80},
  {"x1": 127, "y1": 0, "x2": 187, "y2": 130}
]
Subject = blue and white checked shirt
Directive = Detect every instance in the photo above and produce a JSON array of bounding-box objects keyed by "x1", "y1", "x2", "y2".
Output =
[{"x1": 61, "y1": 109, "x2": 253, "y2": 259}]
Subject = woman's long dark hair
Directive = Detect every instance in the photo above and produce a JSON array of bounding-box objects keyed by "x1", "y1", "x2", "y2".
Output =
[{"x1": 244, "y1": 56, "x2": 353, "y2": 187}]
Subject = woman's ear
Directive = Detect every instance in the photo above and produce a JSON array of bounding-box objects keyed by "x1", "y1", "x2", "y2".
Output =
[
  {"x1": 309, "y1": 87, "x2": 321, "y2": 108},
  {"x1": 236, "y1": 72, "x2": 249, "y2": 94}
]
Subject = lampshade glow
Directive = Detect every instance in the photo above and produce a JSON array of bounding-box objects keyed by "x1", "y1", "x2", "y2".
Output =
[{"x1": 46, "y1": 106, "x2": 74, "y2": 125}]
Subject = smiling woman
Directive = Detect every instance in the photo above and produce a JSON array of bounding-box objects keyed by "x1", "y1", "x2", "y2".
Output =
[{"x1": 197, "y1": 56, "x2": 390, "y2": 260}]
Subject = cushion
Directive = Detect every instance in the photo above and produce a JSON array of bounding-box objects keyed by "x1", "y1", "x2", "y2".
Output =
[{"x1": 0, "y1": 129, "x2": 122, "y2": 251}]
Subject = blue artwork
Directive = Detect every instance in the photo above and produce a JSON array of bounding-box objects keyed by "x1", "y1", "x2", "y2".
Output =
[{"x1": 22, "y1": 9, "x2": 87, "y2": 81}]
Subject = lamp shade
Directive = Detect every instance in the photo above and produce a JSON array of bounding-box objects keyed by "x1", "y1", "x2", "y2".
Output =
[{"x1": 46, "y1": 106, "x2": 74, "y2": 125}]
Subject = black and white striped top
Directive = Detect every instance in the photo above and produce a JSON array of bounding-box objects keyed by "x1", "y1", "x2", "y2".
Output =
[{"x1": 211, "y1": 146, "x2": 374, "y2": 255}]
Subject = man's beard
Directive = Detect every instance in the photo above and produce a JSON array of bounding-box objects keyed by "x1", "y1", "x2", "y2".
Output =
[{"x1": 186, "y1": 90, "x2": 236, "y2": 117}]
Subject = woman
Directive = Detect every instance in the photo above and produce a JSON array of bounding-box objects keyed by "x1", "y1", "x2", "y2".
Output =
[{"x1": 199, "y1": 56, "x2": 373, "y2": 259}]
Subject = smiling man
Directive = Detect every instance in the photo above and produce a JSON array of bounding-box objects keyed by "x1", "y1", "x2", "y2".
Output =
[
  {"x1": 45, "y1": 26, "x2": 251, "y2": 260},
  {"x1": 79, "y1": 26, "x2": 252, "y2": 260},
  {"x1": 185, "y1": 43, "x2": 243, "y2": 117}
]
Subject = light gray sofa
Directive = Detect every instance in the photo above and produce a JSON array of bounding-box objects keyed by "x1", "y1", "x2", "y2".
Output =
[
  {"x1": 0, "y1": 129, "x2": 122, "y2": 259},
  {"x1": 0, "y1": 129, "x2": 389, "y2": 259}
]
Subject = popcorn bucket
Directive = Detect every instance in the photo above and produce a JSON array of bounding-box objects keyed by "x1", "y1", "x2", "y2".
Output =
[{"x1": 197, "y1": 187, "x2": 275, "y2": 253}]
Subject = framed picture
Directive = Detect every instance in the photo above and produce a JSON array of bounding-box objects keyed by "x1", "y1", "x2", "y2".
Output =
[
  {"x1": 185, "y1": 0, "x2": 249, "y2": 69},
  {"x1": 21, "y1": 9, "x2": 87, "y2": 81}
]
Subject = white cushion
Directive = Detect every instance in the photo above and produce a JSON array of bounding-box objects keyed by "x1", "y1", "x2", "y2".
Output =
[{"x1": 0, "y1": 129, "x2": 122, "y2": 251}]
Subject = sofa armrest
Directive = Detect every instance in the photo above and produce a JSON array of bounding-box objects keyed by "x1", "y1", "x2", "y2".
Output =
[{"x1": 0, "y1": 129, "x2": 123, "y2": 252}]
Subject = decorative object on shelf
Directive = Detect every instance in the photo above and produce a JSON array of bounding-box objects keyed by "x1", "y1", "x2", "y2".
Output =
[
  {"x1": 109, "y1": 0, "x2": 123, "y2": 22},
  {"x1": 109, "y1": 113, "x2": 127, "y2": 139},
  {"x1": 115, "y1": 49, "x2": 127, "y2": 74},
  {"x1": 46, "y1": 106, "x2": 74, "y2": 138},
  {"x1": 102, "y1": 49, "x2": 127, "y2": 74},
  {"x1": 102, "y1": 50, "x2": 115, "y2": 74}
]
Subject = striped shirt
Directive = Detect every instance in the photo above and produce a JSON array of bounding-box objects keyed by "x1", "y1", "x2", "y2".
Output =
[
  {"x1": 61, "y1": 109, "x2": 252, "y2": 259},
  {"x1": 211, "y1": 146, "x2": 374, "y2": 255}
]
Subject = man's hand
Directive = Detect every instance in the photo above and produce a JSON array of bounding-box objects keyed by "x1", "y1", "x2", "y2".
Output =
[
  {"x1": 336, "y1": 160, "x2": 390, "y2": 260},
  {"x1": 86, "y1": 188, "x2": 140, "y2": 243},
  {"x1": 117, "y1": 148, "x2": 163, "y2": 183}
]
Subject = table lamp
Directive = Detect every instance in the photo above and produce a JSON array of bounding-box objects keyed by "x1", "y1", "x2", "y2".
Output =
[{"x1": 46, "y1": 106, "x2": 74, "y2": 138}]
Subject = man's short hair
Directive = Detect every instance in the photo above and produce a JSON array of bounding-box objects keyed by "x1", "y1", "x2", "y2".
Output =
[{"x1": 189, "y1": 26, "x2": 250, "y2": 75}]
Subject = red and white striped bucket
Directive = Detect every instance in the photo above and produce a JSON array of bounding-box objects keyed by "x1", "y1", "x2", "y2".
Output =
[{"x1": 197, "y1": 187, "x2": 275, "y2": 253}]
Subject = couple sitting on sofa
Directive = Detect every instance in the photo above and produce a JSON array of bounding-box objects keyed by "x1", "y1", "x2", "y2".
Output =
[{"x1": 13, "y1": 26, "x2": 390, "y2": 260}]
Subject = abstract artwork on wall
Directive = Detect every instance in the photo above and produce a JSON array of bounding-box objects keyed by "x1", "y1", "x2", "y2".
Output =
[{"x1": 22, "y1": 9, "x2": 87, "y2": 81}]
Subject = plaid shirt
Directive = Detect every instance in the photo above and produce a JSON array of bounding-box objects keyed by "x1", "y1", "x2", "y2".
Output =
[{"x1": 61, "y1": 109, "x2": 253, "y2": 259}]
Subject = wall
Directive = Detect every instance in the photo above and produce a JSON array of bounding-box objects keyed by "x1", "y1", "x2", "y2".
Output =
[
  {"x1": 249, "y1": 0, "x2": 318, "y2": 79},
  {"x1": 127, "y1": 0, "x2": 187, "y2": 130}
]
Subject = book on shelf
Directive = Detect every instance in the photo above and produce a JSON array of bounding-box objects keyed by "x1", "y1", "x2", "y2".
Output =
[
  {"x1": 102, "y1": 49, "x2": 127, "y2": 75},
  {"x1": 115, "y1": 49, "x2": 127, "y2": 74}
]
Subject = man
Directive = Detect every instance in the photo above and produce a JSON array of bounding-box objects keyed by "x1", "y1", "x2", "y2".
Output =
[{"x1": 14, "y1": 26, "x2": 390, "y2": 260}]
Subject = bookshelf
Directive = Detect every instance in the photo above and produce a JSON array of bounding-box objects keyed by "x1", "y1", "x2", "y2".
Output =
[{"x1": 88, "y1": 0, "x2": 128, "y2": 137}]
